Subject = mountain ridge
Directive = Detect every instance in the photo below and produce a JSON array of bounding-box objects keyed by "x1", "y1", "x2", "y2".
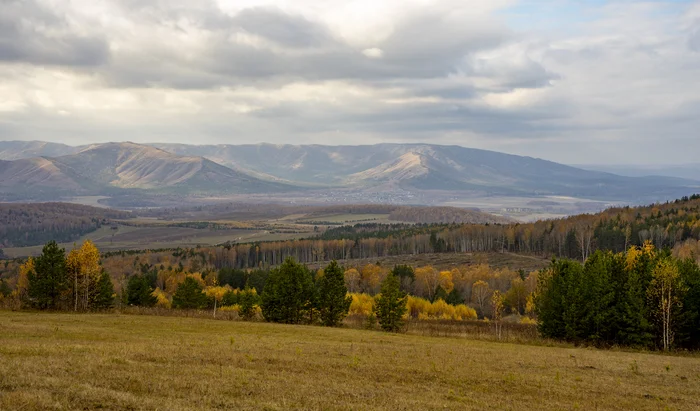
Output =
[{"x1": 0, "y1": 141, "x2": 697, "y2": 203}]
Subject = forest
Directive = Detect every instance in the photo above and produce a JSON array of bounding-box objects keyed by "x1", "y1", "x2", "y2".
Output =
[{"x1": 0, "y1": 203, "x2": 131, "y2": 247}]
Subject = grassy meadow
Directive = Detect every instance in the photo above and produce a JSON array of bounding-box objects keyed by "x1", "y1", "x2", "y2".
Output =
[{"x1": 1, "y1": 312, "x2": 699, "y2": 410}]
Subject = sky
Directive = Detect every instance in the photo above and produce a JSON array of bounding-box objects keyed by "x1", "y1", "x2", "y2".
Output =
[{"x1": 0, "y1": 0, "x2": 699, "y2": 165}]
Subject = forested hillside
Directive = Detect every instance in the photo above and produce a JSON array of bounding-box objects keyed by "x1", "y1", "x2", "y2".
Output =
[
  {"x1": 192, "y1": 194, "x2": 700, "y2": 269},
  {"x1": 0, "y1": 203, "x2": 132, "y2": 248}
]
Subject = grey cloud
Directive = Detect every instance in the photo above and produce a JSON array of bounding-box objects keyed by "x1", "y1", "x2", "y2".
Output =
[
  {"x1": 690, "y1": 29, "x2": 700, "y2": 51},
  {"x1": 232, "y1": 8, "x2": 337, "y2": 48},
  {"x1": 102, "y1": 3, "x2": 522, "y2": 88},
  {"x1": 0, "y1": 0, "x2": 109, "y2": 66}
]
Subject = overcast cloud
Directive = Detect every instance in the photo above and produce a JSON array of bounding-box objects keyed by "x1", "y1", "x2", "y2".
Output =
[{"x1": 0, "y1": 0, "x2": 698, "y2": 165}]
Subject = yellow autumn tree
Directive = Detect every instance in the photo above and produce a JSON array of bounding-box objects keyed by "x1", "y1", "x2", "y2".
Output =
[
  {"x1": 648, "y1": 259, "x2": 686, "y2": 351},
  {"x1": 12, "y1": 257, "x2": 34, "y2": 306},
  {"x1": 471, "y1": 280, "x2": 491, "y2": 317},
  {"x1": 151, "y1": 287, "x2": 171, "y2": 309},
  {"x1": 66, "y1": 240, "x2": 102, "y2": 311},
  {"x1": 414, "y1": 266, "x2": 440, "y2": 300},
  {"x1": 204, "y1": 285, "x2": 231, "y2": 318},
  {"x1": 491, "y1": 290, "x2": 505, "y2": 340},
  {"x1": 438, "y1": 271, "x2": 454, "y2": 294},
  {"x1": 344, "y1": 268, "x2": 361, "y2": 293}
]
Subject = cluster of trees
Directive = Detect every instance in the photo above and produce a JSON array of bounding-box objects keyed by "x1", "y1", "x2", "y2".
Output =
[
  {"x1": 0, "y1": 203, "x2": 131, "y2": 248},
  {"x1": 12, "y1": 240, "x2": 115, "y2": 310},
  {"x1": 535, "y1": 243, "x2": 700, "y2": 350},
  {"x1": 122, "y1": 256, "x2": 408, "y2": 331}
]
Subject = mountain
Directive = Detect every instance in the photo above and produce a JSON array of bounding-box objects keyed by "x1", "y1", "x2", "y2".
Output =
[
  {"x1": 0, "y1": 142, "x2": 296, "y2": 200},
  {"x1": 575, "y1": 164, "x2": 700, "y2": 181},
  {"x1": 153, "y1": 143, "x2": 699, "y2": 200},
  {"x1": 1, "y1": 141, "x2": 698, "y2": 204},
  {"x1": 0, "y1": 141, "x2": 80, "y2": 160}
]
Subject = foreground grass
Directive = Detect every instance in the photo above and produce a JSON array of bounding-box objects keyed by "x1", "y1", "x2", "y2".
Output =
[{"x1": 1, "y1": 313, "x2": 699, "y2": 410}]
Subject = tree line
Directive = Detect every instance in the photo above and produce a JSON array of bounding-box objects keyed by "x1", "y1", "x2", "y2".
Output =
[
  {"x1": 536, "y1": 243, "x2": 700, "y2": 350},
  {"x1": 0, "y1": 203, "x2": 131, "y2": 248}
]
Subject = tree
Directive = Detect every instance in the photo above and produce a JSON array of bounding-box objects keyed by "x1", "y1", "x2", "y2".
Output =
[
  {"x1": 491, "y1": 290, "x2": 505, "y2": 340},
  {"x1": 415, "y1": 266, "x2": 440, "y2": 300},
  {"x1": 471, "y1": 280, "x2": 491, "y2": 318},
  {"x1": 172, "y1": 276, "x2": 206, "y2": 309},
  {"x1": 126, "y1": 275, "x2": 157, "y2": 307},
  {"x1": 13, "y1": 257, "x2": 33, "y2": 306},
  {"x1": 373, "y1": 273, "x2": 408, "y2": 332},
  {"x1": 318, "y1": 261, "x2": 352, "y2": 327},
  {"x1": 504, "y1": 278, "x2": 527, "y2": 315},
  {"x1": 261, "y1": 257, "x2": 315, "y2": 324},
  {"x1": 27, "y1": 241, "x2": 68, "y2": 310},
  {"x1": 93, "y1": 270, "x2": 115, "y2": 309},
  {"x1": 239, "y1": 285, "x2": 259, "y2": 321},
  {"x1": 66, "y1": 240, "x2": 102, "y2": 311},
  {"x1": 204, "y1": 285, "x2": 229, "y2": 318},
  {"x1": 446, "y1": 288, "x2": 465, "y2": 305},
  {"x1": 391, "y1": 264, "x2": 415, "y2": 294},
  {"x1": 648, "y1": 258, "x2": 686, "y2": 351}
]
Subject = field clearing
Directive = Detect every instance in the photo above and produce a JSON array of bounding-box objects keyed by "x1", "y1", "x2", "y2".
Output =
[
  {"x1": 307, "y1": 252, "x2": 551, "y2": 272},
  {"x1": 1, "y1": 313, "x2": 698, "y2": 410},
  {"x1": 2, "y1": 225, "x2": 311, "y2": 258},
  {"x1": 296, "y1": 213, "x2": 392, "y2": 224}
]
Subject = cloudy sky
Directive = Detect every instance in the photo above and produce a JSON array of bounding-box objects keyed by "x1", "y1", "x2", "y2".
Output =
[{"x1": 1, "y1": 0, "x2": 699, "y2": 165}]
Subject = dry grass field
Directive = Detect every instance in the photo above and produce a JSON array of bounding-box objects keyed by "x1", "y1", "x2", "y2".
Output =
[{"x1": 1, "y1": 312, "x2": 699, "y2": 410}]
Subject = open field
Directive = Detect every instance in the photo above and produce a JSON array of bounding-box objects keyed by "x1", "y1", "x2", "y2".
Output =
[
  {"x1": 1, "y1": 225, "x2": 310, "y2": 258},
  {"x1": 2, "y1": 313, "x2": 699, "y2": 410},
  {"x1": 307, "y1": 252, "x2": 551, "y2": 273}
]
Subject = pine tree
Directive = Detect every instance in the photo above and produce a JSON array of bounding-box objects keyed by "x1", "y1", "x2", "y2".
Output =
[
  {"x1": 172, "y1": 276, "x2": 206, "y2": 309},
  {"x1": 28, "y1": 241, "x2": 68, "y2": 310},
  {"x1": 433, "y1": 285, "x2": 448, "y2": 302},
  {"x1": 93, "y1": 270, "x2": 115, "y2": 309},
  {"x1": 318, "y1": 261, "x2": 352, "y2": 327},
  {"x1": 261, "y1": 257, "x2": 315, "y2": 324},
  {"x1": 126, "y1": 275, "x2": 157, "y2": 307},
  {"x1": 373, "y1": 273, "x2": 408, "y2": 332},
  {"x1": 445, "y1": 288, "x2": 464, "y2": 305}
]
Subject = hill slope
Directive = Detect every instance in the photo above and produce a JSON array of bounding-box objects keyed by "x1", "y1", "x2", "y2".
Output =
[{"x1": 0, "y1": 142, "x2": 297, "y2": 200}]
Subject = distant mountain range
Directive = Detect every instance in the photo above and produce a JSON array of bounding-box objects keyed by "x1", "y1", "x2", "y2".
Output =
[
  {"x1": 0, "y1": 140, "x2": 697, "y2": 203},
  {"x1": 0, "y1": 142, "x2": 292, "y2": 200}
]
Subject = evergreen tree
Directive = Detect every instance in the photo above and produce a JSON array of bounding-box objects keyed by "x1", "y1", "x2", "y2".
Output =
[
  {"x1": 676, "y1": 258, "x2": 700, "y2": 349},
  {"x1": 238, "y1": 285, "x2": 258, "y2": 320},
  {"x1": 93, "y1": 270, "x2": 115, "y2": 309},
  {"x1": 620, "y1": 246, "x2": 655, "y2": 347},
  {"x1": 373, "y1": 273, "x2": 408, "y2": 332},
  {"x1": 445, "y1": 288, "x2": 465, "y2": 305},
  {"x1": 391, "y1": 264, "x2": 415, "y2": 293},
  {"x1": 261, "y1": 257, "x2": 315, "y2": 324},
  {"x1": 126, "y1": 275, "x2": 157, "y2": 307},
  {"x1": 172, "y1": 277, "x2": 206, "y2": 309},
  {"x1": 318, "y1": 261, "x2": 352, "y2": 327},
  {"x1": 433, "y1": 285, "x2": 448, "y2": 302},
  {"x1": 27, "y1": 241, "x2": 68, "y2": 310},
  {"x1": 0, "y1": 279, "x2": 11, "y2": 297}
]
